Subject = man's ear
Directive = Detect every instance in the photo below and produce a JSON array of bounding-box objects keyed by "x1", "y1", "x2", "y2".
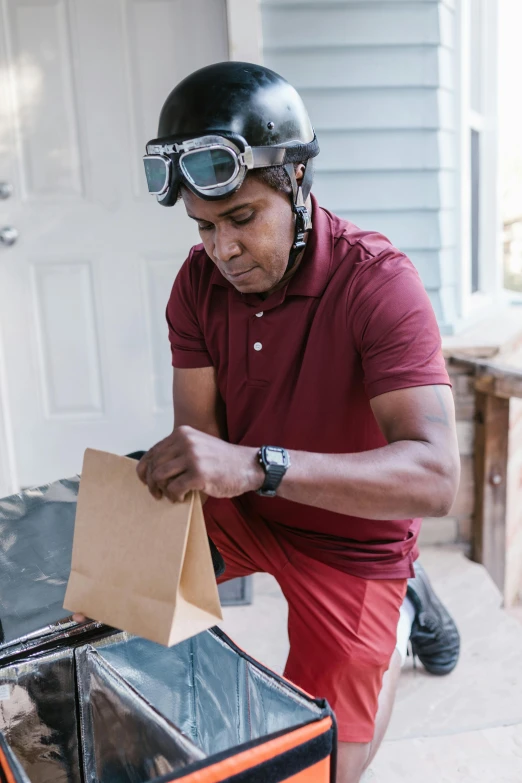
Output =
[{"x1": 294, "y1": 163, "x2": 306, "y2": 186}]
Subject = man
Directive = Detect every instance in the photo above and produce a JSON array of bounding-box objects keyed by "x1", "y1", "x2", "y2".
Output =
[{"x1": 138, "y1": 62, "x2": 461, "y2": 782}]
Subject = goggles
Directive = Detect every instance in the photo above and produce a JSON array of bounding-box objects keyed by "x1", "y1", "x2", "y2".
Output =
[{"x1": 143, "y1": 134, "x2": 288, "y2": 203}]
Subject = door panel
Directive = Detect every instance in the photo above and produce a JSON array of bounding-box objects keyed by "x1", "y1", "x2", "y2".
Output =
[
  {"x1": 31, "y1": 261, "x2": 103, "y2": 416},
  {"x1": 8, "y1": 0, "x2": 84, "y2": 199},
  {"x1": 0, "y1": 0, "x2": 229, "y2": 487}
]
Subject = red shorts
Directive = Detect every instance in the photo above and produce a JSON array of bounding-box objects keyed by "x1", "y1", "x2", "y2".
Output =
[{"x1": 204, "y1": 498, "x2": 407, "y2": 744}]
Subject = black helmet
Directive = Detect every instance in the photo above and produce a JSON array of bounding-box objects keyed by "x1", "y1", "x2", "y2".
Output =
[{"x1": 143, "y1": 62, "x2": 319, "y2": 261}]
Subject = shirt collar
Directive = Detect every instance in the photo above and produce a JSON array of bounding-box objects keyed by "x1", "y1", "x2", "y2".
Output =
[{"x1": 209, "y1": 193, "x2": 334, "y2": 300}]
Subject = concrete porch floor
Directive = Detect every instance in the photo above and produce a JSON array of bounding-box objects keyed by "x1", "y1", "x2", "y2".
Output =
[{"x1": 219, "y1": 547, "x2": 522, "y2": 782}]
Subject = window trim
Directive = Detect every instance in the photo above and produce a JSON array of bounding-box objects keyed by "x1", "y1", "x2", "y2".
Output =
[{"x1": 456, "y1": 0, "x2": 501, "y2": 321}]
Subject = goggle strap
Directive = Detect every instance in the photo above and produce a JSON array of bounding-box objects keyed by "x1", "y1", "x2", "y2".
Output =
[{"x1": 249, "y1": 147, "x2": 287, "y2": 169}]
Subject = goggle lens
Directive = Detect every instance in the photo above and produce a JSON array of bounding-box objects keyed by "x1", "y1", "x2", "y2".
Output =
[
  {"x1": 181, "y1": 147, "x2": 238, "y2": 188},
  {"x1": 143, "y1": 156, "x2": 169, "y2": 194}
]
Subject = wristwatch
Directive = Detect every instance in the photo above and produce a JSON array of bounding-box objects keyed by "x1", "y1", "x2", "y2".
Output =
[{"x1": 256, "y1": 446, "x2": 291, "y2": 497}]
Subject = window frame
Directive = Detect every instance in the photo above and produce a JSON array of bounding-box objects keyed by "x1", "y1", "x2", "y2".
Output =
[{"x1": 456, "y1": 0, "x2": 501, "y2": 320}]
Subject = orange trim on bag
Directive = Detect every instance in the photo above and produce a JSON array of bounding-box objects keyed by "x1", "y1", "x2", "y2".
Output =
[
  {"x1": 174, "y1": 717, "x2": 332, "y2": 783},
  {"x1": 0, "y1": 745, "x2": 16, "y2": 783},
  {"x1": 284, "y1": 757, "x2": 331, "y2": 783}
]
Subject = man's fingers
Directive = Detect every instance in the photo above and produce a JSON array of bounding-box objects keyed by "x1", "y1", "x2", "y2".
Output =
[
  {"x1": 72, "y1": 613, "x2": 88, "y2": 623},
  {"x1": 136, "y1": 433, "x2": 180, "y2": 481},
  {"x1": 136, "y1": 453, "x2": 150, "y2": 483},
  {"x1": 138, "y1": 454, "x2": 163, "y2": 498},
  {"x1": 136, "y1": 452, "x2": 162, "y2": 497},
  {"x1": 146, "y1": 462, "x2": 163, "y2": 499},
  {"x1": 149, "y1": 457, "x2": 186, "y2": 487},
  {"x1": 136, "y1": 428, "x2": 199, "y2": 498},
  {"x1": 146, "y1": 455, "x2": 183, "y2": 498},
  {"x1": 164, "y1": 470, "x2": 203, "y2": 504}
]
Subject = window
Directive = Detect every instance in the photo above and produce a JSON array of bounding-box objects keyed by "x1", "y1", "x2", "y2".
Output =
[
  {"x1": 499, "y1": 0, "x2": 522, "y2": 294},
  {"x1": 470, "y1": 128, "x2": 480, "y2": 293},
  {"x1": 468, "y1": 0, "x2": 486, "y2": 295},
  {"x1": 458, "y1": 0, "x2": 499, "y2": 314}
]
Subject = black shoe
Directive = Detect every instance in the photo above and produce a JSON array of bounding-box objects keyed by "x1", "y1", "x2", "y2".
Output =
[{"x1": 407, "y1": 561, "x2": 460, "y2": 675}]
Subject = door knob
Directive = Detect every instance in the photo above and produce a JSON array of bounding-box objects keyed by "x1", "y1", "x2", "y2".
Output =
[
  {"x1": 0, "y1": 227, "x2": 18, "y2": 246},
  {"x1": 0, "y1": 182, "x2": 13, "y2": 200}
]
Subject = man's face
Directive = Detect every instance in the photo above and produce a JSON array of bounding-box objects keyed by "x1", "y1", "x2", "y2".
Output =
[{"x1": 181, "y1": 175, "x2": 295, "y2": 294}]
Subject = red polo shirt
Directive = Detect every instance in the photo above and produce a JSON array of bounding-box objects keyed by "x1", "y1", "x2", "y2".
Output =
[{"x1": 166, "y1": 195, "x2": 450, "y2": 579}]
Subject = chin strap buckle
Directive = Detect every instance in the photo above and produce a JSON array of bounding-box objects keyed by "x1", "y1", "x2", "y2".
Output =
[{"x1": 292, "y1": 204, "x2": 311, "y2": 253}]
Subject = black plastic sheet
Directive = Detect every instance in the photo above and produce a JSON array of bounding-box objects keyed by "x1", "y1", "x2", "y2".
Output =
[{"x1": 0, "y1": 477, "x2": 79, "y2": 648}]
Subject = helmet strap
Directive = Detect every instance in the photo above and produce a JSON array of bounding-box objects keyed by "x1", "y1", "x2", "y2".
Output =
[{"x1": 284, "y1": 162, "x2": 313, "y2": 271}]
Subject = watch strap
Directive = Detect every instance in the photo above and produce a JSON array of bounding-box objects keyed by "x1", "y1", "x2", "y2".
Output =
[
  {"x1": 258, "y1": 464, "x2": 286, "y2": 497},
  {"x1": 256, "y1": 447, "x2": 289, "y2": 497}
]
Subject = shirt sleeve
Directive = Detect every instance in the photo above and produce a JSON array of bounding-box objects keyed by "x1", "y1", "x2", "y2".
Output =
[
  {"x1": 166, "y1": 252, "x2": 213, "y2": 369},
  {"x1": 350, "y1": 249, "x2": 450, "y2": 399}
]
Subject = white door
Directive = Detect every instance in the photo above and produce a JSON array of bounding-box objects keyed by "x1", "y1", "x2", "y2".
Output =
[{"x1": 0, "y1": 0, "x2": 229, "y2": 491}]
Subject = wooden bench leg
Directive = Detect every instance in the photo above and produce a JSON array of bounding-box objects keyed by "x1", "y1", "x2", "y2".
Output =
[{"x1": 473, "y1": 391, "x2": 510, "y2": 593}]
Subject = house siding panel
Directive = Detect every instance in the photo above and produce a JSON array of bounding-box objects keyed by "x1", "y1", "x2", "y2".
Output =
[
  {"x1": 261, "y1": 0, "x2": 459, "y2": 331},
  {"x1": 313, "y1": 170, "x2": 444, "y2": 211},
  {"x1": 315, "y1": 130, "x2": 455, "y2": 171},
  {"x1": 267, "y1": 47, "x2": 441, "y2": 88},
  {"x1": 263, "y1": 4, "x2": 442, "y2": 47},
  {"x1": 299, "y1": 88, "x2": 455, "y2": 131},
  {"x1": 263, "y1": 0, "x2": 453, "y2": 6}
]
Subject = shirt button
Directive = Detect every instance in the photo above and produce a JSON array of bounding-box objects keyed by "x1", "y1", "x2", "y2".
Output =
[
  {"x1": 255, "y1": 311, "x2": 264, "y2": 318},
  {"x1": 253, "y1": 342, "x2": 263, "y2": 351}
]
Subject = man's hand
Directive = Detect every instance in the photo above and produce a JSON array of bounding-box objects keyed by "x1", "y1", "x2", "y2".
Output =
[{"x1": 137, "y1": 426, "x2": 265, "y2": 502}]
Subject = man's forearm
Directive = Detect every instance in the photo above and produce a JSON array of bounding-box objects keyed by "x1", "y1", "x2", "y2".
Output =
[
  {"x1": 144, "y1": 384, "x2": 459, "y2": 511},
  {"x1": 270, "y1": 441, "x2": 458, "y2": 520}
]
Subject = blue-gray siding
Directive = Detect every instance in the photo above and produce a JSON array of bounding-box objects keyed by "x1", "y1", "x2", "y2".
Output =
[{"x1": 261, "y1": 0, "x2": 458, "y2": 332}]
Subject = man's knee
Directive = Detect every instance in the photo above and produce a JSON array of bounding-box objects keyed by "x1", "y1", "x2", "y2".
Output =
[{"x1": 337, "y1": 740, "x2": 371, "y2": 783}]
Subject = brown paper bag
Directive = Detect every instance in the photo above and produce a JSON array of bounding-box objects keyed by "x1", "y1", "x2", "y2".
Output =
[{"x1": 64, "y1": 448, "x2": 223, "y2": 646}]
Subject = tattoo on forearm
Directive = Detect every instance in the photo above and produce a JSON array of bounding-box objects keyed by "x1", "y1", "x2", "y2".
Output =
[{"x1": 425, "y1": 385, "x2": 449, "y2": 427}]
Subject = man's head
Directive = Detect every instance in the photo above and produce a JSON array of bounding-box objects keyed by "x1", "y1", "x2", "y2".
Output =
[{"x1": 143, "y1": 62, "x2": 319, "y2": 291}]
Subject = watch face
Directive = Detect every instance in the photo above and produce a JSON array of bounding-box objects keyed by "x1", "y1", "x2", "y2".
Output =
[{"x1": 266, "y1": 448, "x2": 285, "y2": 466}]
